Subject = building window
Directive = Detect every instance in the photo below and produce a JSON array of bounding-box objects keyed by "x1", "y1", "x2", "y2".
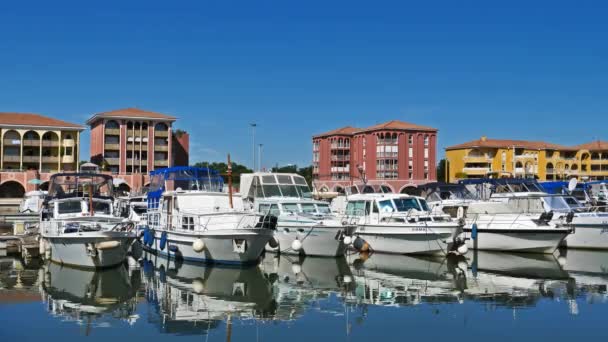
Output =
[
  {"x1": 424, "y1": 148, "x2": 429, "y2": 159},
  {"x1": 408, "y1": 135, "x2": 413, "y2": 145},
  {"x1": 424, "y1": 135, "x2": 429, "y2": 146}
]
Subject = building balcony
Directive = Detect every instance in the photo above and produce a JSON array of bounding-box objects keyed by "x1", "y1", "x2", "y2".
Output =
[
  {"x1": 105, "y1": 128, "x2": 120, "y2": 135},
  {"x1": 330, "y1": 166, "x2": 350, "y2": 173},
  {"x1": 3, "y1": 139, "x2": 20, "y2": 146},
  {"x1": 546, "y1": 168, "x2": 555, "y2": 174},
  {"x1": 154, "y1": 145, "x2": 169, "y2": 152},
  {"x1": 22, "y1": 139, "x2": 40, "y2": 147},
  {"x1": 105, "y1": 143, "x2": 120, "y2": 150},
  {"x1": 104, "y1": 157, "x2": 119, "y2": 165},
  {"x1": 41, "y1": 140, "x2": 59, "y2": 147},
  {"x1": 127, "y1": 158, "x2": 147, "y2": 164},
  {"x1": 154, "y1": 160, "x2": 169, "y2": 167},
  {"x1": 62, "y1": 139, "x2": 75, "y2": 147},
  {"x1": 23, "y1": 156, "x2": 39, "y2": 163},
  {"x1": 3, "y1": 155, "x2": 20, "y2": 162},
  {"x1": 330, "y1": 155, "x2": 350, "y2": 161},
  {"x1": 514, "y1": 154, "x2": 537, "y2": 160},
  {"x1": 377, "y1": 152, "x2": 398, "y2": 158},
  {"x1": 62, "y1": 155, "x2": 74, "y2": 163},
  {"x1": 589, "y1": 159, "x2": 607, "y2": 164},
  {"x1": 155, "y1": 130, "x2": 169, "y2": 137},
  {"x1": 463, "y1": 167, "x2": 491, "y2": 175},
  {"x1": 330, "y1": 144, "x2": 350, "y2": 149},
  {"x1": 42, "y1": 156, "x2": 59, "y2": 163},
  {"x1": 463, "y1": 156, "x2": 492, "y2": 163}
]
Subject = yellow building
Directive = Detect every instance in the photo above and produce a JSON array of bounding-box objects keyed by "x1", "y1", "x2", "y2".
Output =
[
  {"x1": 445, "y1": 136, "x2": 608, "y2": 182},
  {"x1": 0, "y1": 112, "x2": 84, "y2": 173}
]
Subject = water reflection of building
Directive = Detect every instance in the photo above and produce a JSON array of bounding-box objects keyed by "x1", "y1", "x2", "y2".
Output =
[
  {"x1": 40, "y1": 263, "x2": 140, "y2": 331},
  {"x1": 0, "y1": 257, "x2": 41, "y2": 303}
]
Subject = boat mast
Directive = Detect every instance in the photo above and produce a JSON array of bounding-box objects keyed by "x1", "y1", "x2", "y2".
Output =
[{"x1": 228, "y1": 154, "x2": 234, "y2": 209}]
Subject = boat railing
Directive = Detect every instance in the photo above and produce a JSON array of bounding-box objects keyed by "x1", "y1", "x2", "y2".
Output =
[
  {"x1": 41, "y1": 219, "x2": 124, "y2": 235},
  {"x1": 147, "y1": 210, "x2": 266, "y2": 232}
]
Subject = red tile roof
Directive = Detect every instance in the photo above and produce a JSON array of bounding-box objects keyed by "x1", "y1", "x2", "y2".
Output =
[
  {"x1": 0, "y1": 112, "x2": 84, "y2": 129},
  {"x1": 446, "y1": 138, "x2": 572, "y2": 151},
  {"x1": 86, "y1": 107, "x2": 176, "y2": 124},
  {"x1": 361, "y1": 120, "x2": 437, "y2": 132},
  {"x1": 572, "y1": 141, "x2": 608, "y2": 151},
  {"x1": 313, "y1": 126, "x2": 360, "y2": 138},
  {"x1": 313, "y1": 120, "x2": 437, "y2": 139}
]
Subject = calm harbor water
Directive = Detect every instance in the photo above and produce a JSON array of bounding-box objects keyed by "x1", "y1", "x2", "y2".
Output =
[{"x1": 1, "y1": 250, "x2": 608, "y2": 341}]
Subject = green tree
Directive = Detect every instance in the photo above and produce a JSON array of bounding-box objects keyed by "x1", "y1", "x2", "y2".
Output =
[
  {"x1": 192, "y1": 161, "x2": 252, "y2": 185},
  {"x1": 437, "y1": 159, "x2": 447, "y2": 183}
]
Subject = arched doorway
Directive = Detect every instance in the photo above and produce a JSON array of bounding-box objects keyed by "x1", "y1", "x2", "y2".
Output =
[
  {"x1": 116, "y1": 183, "x2": 131, "y2": 195},
  {"x1": 400, "y1": 186, "x2": 420, "y2": 196},
  {"x1": 0, "y1": 181, "x2": 25, "y2": 198},
  {"x1": 380, "y1": 184, "x2": 394, "y2": 193}
]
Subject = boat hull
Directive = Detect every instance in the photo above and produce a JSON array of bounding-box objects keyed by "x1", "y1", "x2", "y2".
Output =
[
  {"x1": 144, "y1": 229, "x2": 273, "y2": 265},
  {"x1": 561, "y1": 218, "x2": 608, "y2": 249},
  {"x1": 269, "y1": 224, "x2": 357, "y2": 256},
  {"x1": 43, "y1": 232, "x2": 134, "y2": 268},
  {"x1": 355, "y1": 225, "x2": 456, "y2": 255},
  {"x1": 464, "y1": 227, "x2": 569, "y2": 254}
]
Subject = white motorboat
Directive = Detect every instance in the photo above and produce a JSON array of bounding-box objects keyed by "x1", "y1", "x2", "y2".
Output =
[
  {"x1": 240, "y1": 172, "x2": 357, "y2": 257},
  {"x1": 19, "y1": 190, "x2": 47, "y2": 213},
  {"x1": 474, "y1": 178, "x2": 608, "y2": 250},
  {"x1": 39, "y1": 173, "x2": 136, "y2": 268},
  {"x1": 421, "y1": 182, "x2": 571, "y2": 254},
  {"x1": 142, "y1": 167, "x2": 275, "y2": 265},
  {"x1": 115, "y1": 195, "x2": 148, "y2": 228},
  {"x1": 344, "y1": 193, "x2": 465, "y2": 255}
]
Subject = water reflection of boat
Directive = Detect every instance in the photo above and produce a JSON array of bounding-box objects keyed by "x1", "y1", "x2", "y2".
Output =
[
  {"x1": 258, "y1": 254, "x2": 354, "y2": 320},
  {"x1": 463, "y1": 251, "x2": 573, "y2": 309},
  {"x1": 560, "y1": 249, "x2": 608, "y2": 304},
  {"x1": 141, "y1": 255, "x2": 276, "y2": 335},
  {"x1": 347, "y1": 253, "x2": 464, "y2": 306},
  {"x1": 40, "y1": 262, "x2": 139, "y2": 331}
]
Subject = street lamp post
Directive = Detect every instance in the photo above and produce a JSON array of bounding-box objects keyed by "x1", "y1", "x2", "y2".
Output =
[
  {"x1": 258, "y1": 143, "x2": 264, "y2": 172},
  {"x1": 250, "y1": 123, "x2": 257, "y2": 171}
]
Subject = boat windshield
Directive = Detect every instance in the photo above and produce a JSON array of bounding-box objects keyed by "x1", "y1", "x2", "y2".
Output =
[
  {"x1": 316, "y1": 203, "x2": 331, "y2": 214},
  {"x1": 542, "y1": 195, "x2": 583, "y2": 212},
  {"x1": 48, "y1": 173, "x2": 114, "y2": 199},
  {"x1": 149, "y1": 167, "x2": 223, "y2": 193},
  {"x1": 257, "y1": 174, "x2": 312, "y2": 199},
  {"x1": 425, "y1": 187, "x2": 477, "y2": 202},
  {"x1": 379, "y1": 197, "x2": 428, "y2": 212}
]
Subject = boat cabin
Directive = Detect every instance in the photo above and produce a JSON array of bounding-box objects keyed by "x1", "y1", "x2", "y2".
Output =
[
  {"x1": 43, "y1": 173, "x2": 115, "y2": 220},
  {"x1": 345, "y1": 194, "x2": 451, "y2": 223},
  {"x1": 240, "y1": 173, "x2": 312, "y2": 203},
  {"x1": 255, "y1": 199, "x2": 333, "y2": 218}
]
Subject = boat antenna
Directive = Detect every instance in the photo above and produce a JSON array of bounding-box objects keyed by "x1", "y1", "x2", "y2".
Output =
[
  {"x1": 88, "y1": 181, "x2": 95, "y2": 216},
  {"x1": 228, "y1": 154, "x2": 234, "y2": 209},
  {"x1": 205, "y1": 162, "x2": 212, "y2": 191}
]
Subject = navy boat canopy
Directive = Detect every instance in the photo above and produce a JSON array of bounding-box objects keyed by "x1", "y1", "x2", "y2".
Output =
[{"x1": 147, "y1": 166, "x2": 224, "y2": 200}]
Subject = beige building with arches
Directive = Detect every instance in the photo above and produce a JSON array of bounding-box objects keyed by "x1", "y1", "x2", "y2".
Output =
[{"x1": 0, "y1": 112, "x2": 84, "y2": 197}]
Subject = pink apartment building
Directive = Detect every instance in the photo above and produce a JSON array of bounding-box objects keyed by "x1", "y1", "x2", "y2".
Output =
[{"x1": 312, "y1": 120, "x2": 438, "y2": 193}]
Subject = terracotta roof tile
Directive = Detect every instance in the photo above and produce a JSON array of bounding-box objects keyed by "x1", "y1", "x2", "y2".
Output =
[
  {"x1": 313, "y1": 126, "x2": 360, "y2": 138},
  {"x1": 361, "y1": 120, "x2": 437, "y2": 132},
  {"x1": 446, "y1": 138, "x2": 572, "y2": 151},
  {"x1": 572, "y1": 141, "x2": 608, "y2": 151},
  {"x1": 313, "y1": 120, "x2": 437, "y2": 139},
  {"x1": 0, "y1": 112, "x2": 83, "y2": 129},
  {"x1": 87, "y1": 107, "x2": 176, "y2": 124}
]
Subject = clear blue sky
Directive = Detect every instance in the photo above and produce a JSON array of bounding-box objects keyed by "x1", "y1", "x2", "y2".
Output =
[{"x1": 1, "y1": 0, "x2": 607, "y2": 169}]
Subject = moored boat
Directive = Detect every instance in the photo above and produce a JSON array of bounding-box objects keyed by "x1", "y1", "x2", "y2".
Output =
[
  {"x1": 240, "y1": 172, "x2": 357, "y2": 257},
  {"x1": 142, "y1": 166, "x2": 276, "y2": 265},
  {"x1": 345, "y1": 193, "x2": 466, "y2": 255},
  {"x1": 39, "y1": 172, "x2": 136, "y2": 268}
]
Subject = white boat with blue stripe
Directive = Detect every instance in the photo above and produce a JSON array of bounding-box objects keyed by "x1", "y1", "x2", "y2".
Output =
[{"x1": 142, "y1": 167, "x2": 276, "y2": 265}]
